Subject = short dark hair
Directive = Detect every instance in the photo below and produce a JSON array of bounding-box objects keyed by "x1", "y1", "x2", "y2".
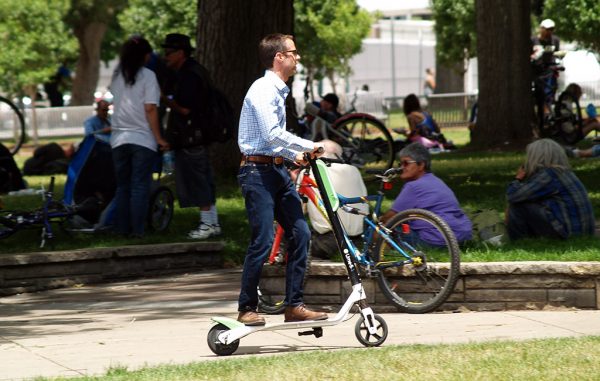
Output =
[
  {"x1": 403, "y1": 94, "x2": 422, "y2": 116},
  {"x1": 258, "y1": 33, "x2": 293, "y2": 69}
]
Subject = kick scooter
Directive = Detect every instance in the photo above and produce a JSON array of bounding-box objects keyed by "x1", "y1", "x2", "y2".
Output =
[{"x1": 207, "y1": 153, "x2": 388, "y2": 356}]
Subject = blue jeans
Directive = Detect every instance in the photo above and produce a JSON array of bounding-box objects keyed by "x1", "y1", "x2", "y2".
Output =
[
  {"x1": 237, "y1": 163, "x2": 310, "y2": 311},
  {"x1": 507, "y1": 203, "x2": 563, "y2": 240},
  {"x1": 112, "y1": 144, "x2": 157, "y2": 236}
]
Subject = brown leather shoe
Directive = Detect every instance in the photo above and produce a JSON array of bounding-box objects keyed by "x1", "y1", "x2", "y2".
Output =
[
  {"x1": 284, "y1": 304, "x2": 328, "y2": 322},
  {"x1": 237, "y1": 310, "x2": 266, "y2": 326}
]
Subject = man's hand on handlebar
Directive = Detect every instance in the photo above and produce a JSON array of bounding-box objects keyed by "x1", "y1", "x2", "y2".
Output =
[{"x1": 295, "y1": 143, "x2": 325, "y2": 165}]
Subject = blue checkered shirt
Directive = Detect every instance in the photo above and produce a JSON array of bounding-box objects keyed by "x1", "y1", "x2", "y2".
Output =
[
  {"x1": 506, "y1": 167, "x2": 595, "y2": 237},
  {"x1": 238, "y1": 70, "x2": 314, "y2": 161}
]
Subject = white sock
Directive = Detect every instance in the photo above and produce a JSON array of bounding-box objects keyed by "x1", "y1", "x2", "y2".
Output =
[
  {"x1": 210, "y1": 204, "x2": 219, "y2": 226},
  {"x1": 200, "y1": 211, "x2": 212, "y2": 226}
]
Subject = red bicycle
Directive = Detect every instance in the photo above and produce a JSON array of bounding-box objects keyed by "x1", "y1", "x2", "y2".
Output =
[{"x1": 257, "y1": 162, "x2": 328, "y2": 313}]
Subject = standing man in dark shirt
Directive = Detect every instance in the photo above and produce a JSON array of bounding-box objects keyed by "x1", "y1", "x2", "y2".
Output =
[
  {"x1": 531, "y1": 19, "x2": 561, "y2": 118},
  {"x1": 531, "y1": 19, "x2": 560, "y2": 65},
  {"x1": 161, "y1": 33, "x2": 221, "y2": 239}
]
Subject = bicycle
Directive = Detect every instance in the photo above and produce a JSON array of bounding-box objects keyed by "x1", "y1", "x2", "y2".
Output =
[
  {"x1": 258, "y1": 159, "x2": 461, "y2": 314},
  {"x1": 0, "y1": 175, "x2": 174, "y2": 248},
  {"x1": 0, "y1": 95, "x2": 26, "y2": 155},
  {"x1": 303, "y1": 101, "x2": 395, "y2": 170},
  {"x1": 531, "y1": 47, "x2": 567, "y2": 137},
  {"x1": 0, "y1": 177, "x2": 77, "y2": 248}
]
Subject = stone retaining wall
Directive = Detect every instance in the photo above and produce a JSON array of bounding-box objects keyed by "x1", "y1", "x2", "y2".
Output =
[
  {"x1": 0, "y1": 242, "x2": 224, "y2": 296},
  {"x1": 261, "y1": 261, "x2": 600, "y2": 311}
]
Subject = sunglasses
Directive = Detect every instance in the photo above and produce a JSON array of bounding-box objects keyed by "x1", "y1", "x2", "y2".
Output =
[
  {"x1": 280, "y1": 49, "x2": 299, "y2": 57},
  {"x1": 400, "y1": 160, "x2": 417, "y2": 167}
]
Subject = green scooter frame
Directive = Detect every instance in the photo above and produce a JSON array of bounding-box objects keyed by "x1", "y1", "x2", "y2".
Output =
[{"x1": 207, "y1": 155, "x2": 388, "y2": 356}]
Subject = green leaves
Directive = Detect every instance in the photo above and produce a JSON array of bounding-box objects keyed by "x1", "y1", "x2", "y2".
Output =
[
  {"x1": 0, "y1": 0, "x2": 76, "y2": 96},
  {"x1": 295, "y1": 0, "x2": 372, "y2": 90},
  {"x1": 544, "y1": 0, "x2": 600, "y2": 52},
  {"x1": 118, "y1": 0, "x2": 197, "y2": 51},
  {"x1": 431, "y1": 0, "x2": 476, "y2": 67}
]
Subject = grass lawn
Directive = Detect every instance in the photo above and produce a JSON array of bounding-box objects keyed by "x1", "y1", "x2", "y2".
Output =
[
  {"x1": 37, "y1": 336, "x2": 600, "y2": 381},
  {"x1": 2, "y1": 129, "x2": 600, "y2": 262}
]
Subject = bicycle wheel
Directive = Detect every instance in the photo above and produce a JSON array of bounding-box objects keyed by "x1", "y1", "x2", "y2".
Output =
[
  {"x1": 332, "y1": 114, "x2": 394, "y2": 170},
  {"x1": 0, "y1": 96, "x2": 26, "y2": 155},
  {"x1": 147, "y1": 186, "x2": 174, "y2": 232},
  {"x1": 372, "y1": 208, "x2": 460, "y2": 314}
]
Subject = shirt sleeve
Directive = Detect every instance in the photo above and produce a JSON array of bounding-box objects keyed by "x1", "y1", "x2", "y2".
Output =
[
  {"x1": 251, "y1": 95, "x2": 314, "y2": 160},
  {"x1": 83, "y1": 117, "x2": 94, "y2": 136},
  {"x1": 143, "y1": 70, "x2": 160, "y2": 105},
  {"x1": 506, "y1": 169, "x2": 556, "y2": 203}
]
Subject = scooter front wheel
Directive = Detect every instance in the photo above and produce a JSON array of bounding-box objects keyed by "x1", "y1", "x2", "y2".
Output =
[
  {"x1": 354, "y1": 314, "x2": 388, "y2": 347},
  {"x1": 207, "y1": 323, "x2": 239, "y2": 356}
]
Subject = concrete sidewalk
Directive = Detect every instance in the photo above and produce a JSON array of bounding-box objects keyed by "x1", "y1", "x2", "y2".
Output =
[{"x1": 2, "y1": 269, "x2": 600, "y2": 381}]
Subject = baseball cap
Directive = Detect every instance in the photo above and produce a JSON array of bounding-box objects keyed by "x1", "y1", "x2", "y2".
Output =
[
  {"x1": 321, "y1": 93, "x2": 339, "y2": 109},
  {"x1": 540, "y1": 19, "x2": 555, "y2": 29}
]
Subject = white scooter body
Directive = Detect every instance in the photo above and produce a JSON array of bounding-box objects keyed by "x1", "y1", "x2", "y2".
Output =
[{"x1": 212, "y1": 284, "x2": 378, "y2": 345}]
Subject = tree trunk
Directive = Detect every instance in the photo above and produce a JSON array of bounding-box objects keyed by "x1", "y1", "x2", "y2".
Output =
[
  {"x1": 471, "y1": 0, "x2": 532, "y2": 148},
  {"x1": 70, "y1": 22, "x2": 107, "y2": 106},
  {"x1": 435, "y1": 62, "x2": 465, "y2": 94},
  {"x1": 197, "y1": 0, "x2": 294, "y2": 175}
]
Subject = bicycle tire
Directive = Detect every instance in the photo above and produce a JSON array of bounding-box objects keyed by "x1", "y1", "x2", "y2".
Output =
[
  {"x1": 0, "y1": 96, "x2": 26, "y2": 155},
  {"x1": 257, "y1": 234, "x2": 313, "y2": 314},
  {"x1": 332, "y1": 114, "x2": 395, "y2": 170},
  {"x1": 147, "y1": 186, "x2": 174, "y2": 232},
  {"x1": 372, "y1": 208, "x2": 460, "y2": 314}
]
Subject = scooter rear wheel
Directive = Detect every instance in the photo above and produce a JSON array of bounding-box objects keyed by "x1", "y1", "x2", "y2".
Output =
[
  {"x1": 207, "y1": 323, "x2": 239, "y2": 356},
  {"x1": 354, "y1": 314, "x2": 388, "y2": 347}
]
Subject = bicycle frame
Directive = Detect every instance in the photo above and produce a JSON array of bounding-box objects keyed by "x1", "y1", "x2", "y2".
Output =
[
  {"x1": 267, "y1": 162, "x2": 414, "y2": 270},
  {"x1": 0, "y1": 177, "x2": 75, "y2": 247}
]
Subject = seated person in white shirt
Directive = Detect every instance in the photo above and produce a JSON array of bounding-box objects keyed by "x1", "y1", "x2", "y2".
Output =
[{"x1": 306, "y1": 139, "x2": 368, "y2": 259}]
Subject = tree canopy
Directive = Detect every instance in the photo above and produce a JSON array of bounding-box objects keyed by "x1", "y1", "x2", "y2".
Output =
[
  {"x1": 0, "y1": 0, "x2": 76, "y2": 97},
  {"x1": 294, "y1": 0, "x2": 372, "y2": 96},
  {"x1": 431, "y1": 0, "x2": 476, "y2": 69},
  {"x1": 543, "y1": 0, "x2": 600, "y2": 52},
  {"x1": 119, "y1": 0, "x2": 197, "y2": 51}
]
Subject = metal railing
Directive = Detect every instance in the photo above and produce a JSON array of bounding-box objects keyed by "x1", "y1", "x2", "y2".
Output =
[
  {"x1": 383, "y1": 93, "x2": 478, "y2": 128},
  {"x1": 23, "y1": 105, "x2": 94, "y2": 138}
]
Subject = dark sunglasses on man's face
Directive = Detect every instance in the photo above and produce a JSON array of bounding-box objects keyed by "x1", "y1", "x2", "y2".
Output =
[{"x1": 164, "y1": 49, "x2": 179, "y2": 57}]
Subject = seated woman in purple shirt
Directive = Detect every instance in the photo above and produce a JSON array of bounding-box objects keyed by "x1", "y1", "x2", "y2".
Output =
[{"x1": 380, "y1": 142, "x2": 472, "y2": 245}]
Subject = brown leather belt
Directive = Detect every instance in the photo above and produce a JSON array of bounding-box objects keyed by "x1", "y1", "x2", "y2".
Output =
[{"x1": 241, "y1": 155, "x2": 285, "y2": 165}]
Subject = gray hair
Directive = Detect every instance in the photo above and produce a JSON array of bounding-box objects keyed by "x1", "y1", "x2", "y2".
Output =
[
  {"x1": 319, "y1": 139, "x2": 343, "y2": 159},
  {"x1": 524, "y1": 138, "x2": 570, "y2": 177},
  {"x1": 398, "y1": 142, "x2": 431, "y2": 171}
]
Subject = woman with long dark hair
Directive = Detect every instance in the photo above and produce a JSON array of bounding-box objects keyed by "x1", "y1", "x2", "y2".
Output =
[
  {"x1": 110, "y1": 36, "x2": 169, "y2": 237},
  {"x1": 397, "y1": 94, "x2": 444, "y2": 150}
]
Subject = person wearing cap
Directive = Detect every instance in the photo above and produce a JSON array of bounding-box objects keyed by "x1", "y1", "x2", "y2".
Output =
[
  {"x1": 531, "y1": 18, "x2": 560, "y2": 64},
  {"x1": 236, "y1": 33, "x2": 326, "y2": 326},
  {"x1": 319, "y1": 93, "x2": 341, "y2": 122},
  {"x1": 161, "y1": 33, "x2": 221, "y2": 240}
]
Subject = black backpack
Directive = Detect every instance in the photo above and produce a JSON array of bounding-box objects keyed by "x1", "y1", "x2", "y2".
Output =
[
  {"x1": 202, "y1": 84, "x2": 235, "y2": 144},
  {"x1": 166, "y1": 63, "x2": 235, "y2": 148}
]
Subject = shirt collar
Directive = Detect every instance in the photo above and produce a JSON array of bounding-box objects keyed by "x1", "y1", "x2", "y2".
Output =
[{"x1": 264, "y1": 70, "x2": 289, "y2": 97}]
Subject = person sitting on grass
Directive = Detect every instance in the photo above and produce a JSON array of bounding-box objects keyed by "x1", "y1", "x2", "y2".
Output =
[
  {"x1": 380, "y1": 142, "x2": 472, "y2": 245},
  {"x1": 394, "y1": 94, "x2": 451, "y2": 151},
  {"x1": 506, "y1": 138, "x2": 595, "y2": 240}
]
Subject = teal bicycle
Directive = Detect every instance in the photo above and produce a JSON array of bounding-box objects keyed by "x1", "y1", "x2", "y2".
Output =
[{"x1": 259, "y1": 159, "x2": 461, "y2": 314}]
